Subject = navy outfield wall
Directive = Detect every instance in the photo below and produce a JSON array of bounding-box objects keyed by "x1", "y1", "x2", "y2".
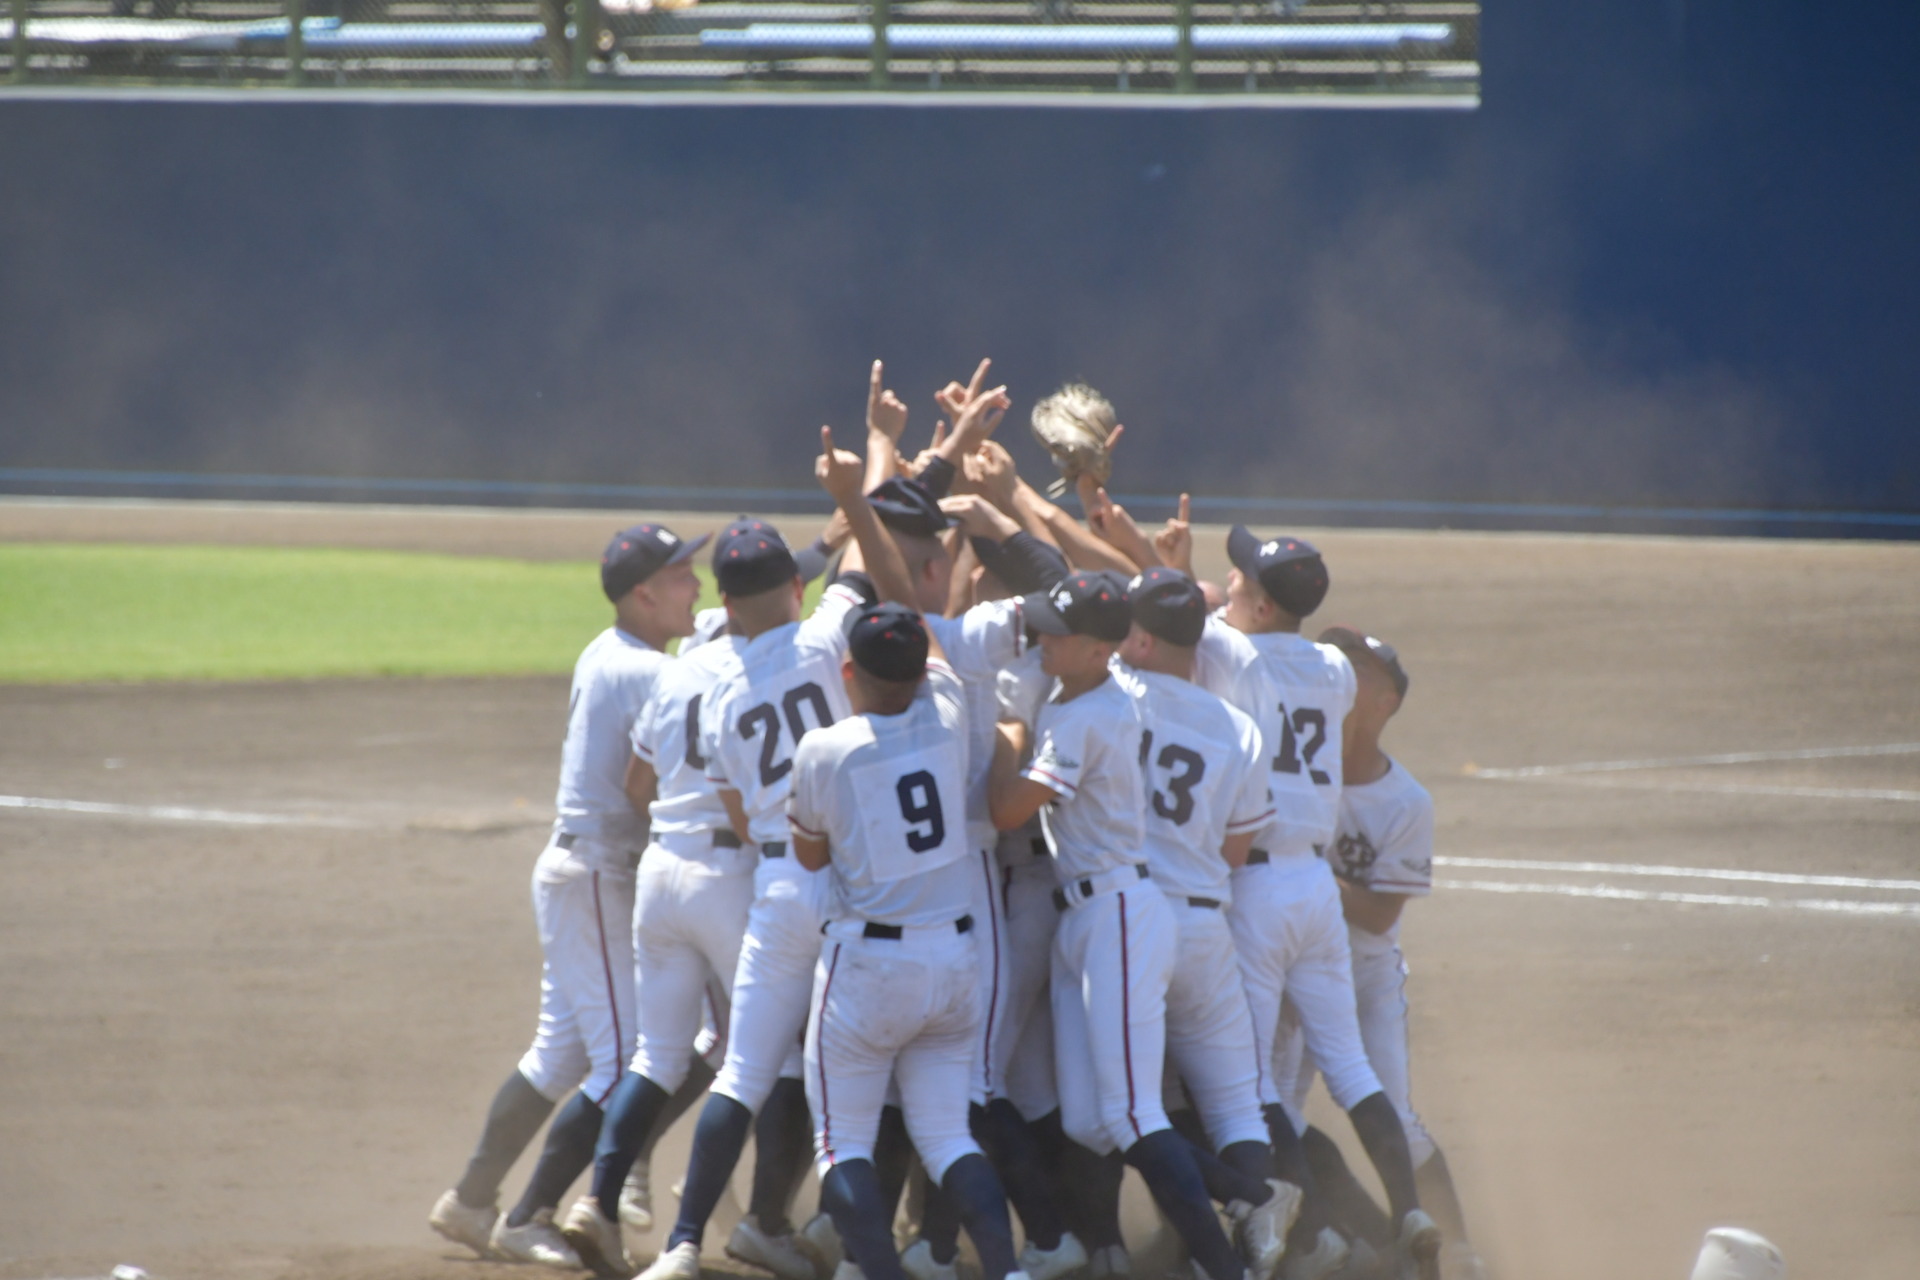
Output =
[{"x1": 1, "y1": 1, "x2": 1917, "y2": 533}]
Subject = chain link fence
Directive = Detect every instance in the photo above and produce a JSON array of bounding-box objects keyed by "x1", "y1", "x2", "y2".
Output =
[{"x1": 2, "y1": 0, "x2": 1476, "y2": 97}]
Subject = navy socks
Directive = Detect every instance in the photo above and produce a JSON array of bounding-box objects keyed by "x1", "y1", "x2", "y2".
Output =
[
  {"x1": 455, "y1": 1069, "x2": 556, "y2": 1209},
  {"x1": 509, "y1": 1092, "x2": 604, "y2": 1228}
]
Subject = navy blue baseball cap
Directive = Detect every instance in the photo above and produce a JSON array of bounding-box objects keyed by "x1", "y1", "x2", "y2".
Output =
[
  {"x1": 712, "y1": 518, "x2": 799, "y2": 597},
  {"x1": 1023, "y1": 570, "x2": 1133, "y2": 643},
  {"x1": 1226, "y1": 526, "x2": 1330, "y2": 618},
  {"x1": 868, "y1": 477, "x2": 952, "y2": 540},
  {"x1": 1127, "y1": 567, "x2": 1208, "y2": 646},
  {"x1": 844, "y1": 601, "x2": 930, "y2": 683},
  {"x1": 1318, "y1": 626, "x2": 1410, "y2": 698},
  {"x1": 601, "y1": 524, "x2": 709, "y2": 602}
]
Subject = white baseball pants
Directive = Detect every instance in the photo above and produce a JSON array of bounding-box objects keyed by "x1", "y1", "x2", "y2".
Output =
[
  {"x1": 518, "y1": 837, "x2": 637, "y2": 1106},
  {"x1": 1052, "y1": 877, "x2": 1177, "y2": 1155},
  {"x1": 1278, "y1": 940, "x2": 1437, "y2": 1166},
  {"x1": 805, "y1": 921, "x2": 984, "y2": 1182},
  {"x1": 712, "y1": 856, "x2": 830, "y2": 1113},
  {"x1": 628, "y1": 835, "x2": 755, "y2": 1092},
  {"x1": 1227, "y1": 853, "x2": 1383, "y2": 1115},
  {"x1": 1165, "y1": 902, "x2": 1270, "y2": 1150},
  {"x1": 994, "y1": 858, "x2": 1062, "y2": 1121}
]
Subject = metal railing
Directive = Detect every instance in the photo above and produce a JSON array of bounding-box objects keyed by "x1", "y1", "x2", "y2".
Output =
[{"x1": 0, "y1": 0, "x2": 1478, "y2": 97}]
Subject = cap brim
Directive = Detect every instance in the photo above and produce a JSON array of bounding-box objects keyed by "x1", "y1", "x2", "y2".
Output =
[
  {"x1": 1226, "y1": 524, "x2": 1263, "y2": 577},
  {"x1": 1020, "y1": 589, "x2": 1075, "y2": 636},
  {"x1": 666, "y1": 531, "x2": 711, "y2": 566}
]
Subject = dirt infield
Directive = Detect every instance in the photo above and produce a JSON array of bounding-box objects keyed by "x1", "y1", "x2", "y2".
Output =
[{"x1": 2, "y1": 500, "x2": 1917, "y2": 1280}]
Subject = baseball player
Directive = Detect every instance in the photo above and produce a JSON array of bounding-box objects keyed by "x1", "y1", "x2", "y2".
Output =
[
  {"x1": 565, "y1": 430, "x2": 910, "y2": 1280},
  {"x1": 1116, "y1": 567, "x2": 1302, "y2": 1280},
  {"x1": 852, "y1": 367, "x2": 1086, "y2": 1280},
  {"x1": 985, "y1": 570, "x2": 1254, "y2": 1280},
  {"x1": 1191, "y1": 530, "x2": 1439, "y2": 1280},
  {"x1": 1272, "y1": 628, "x2": 1484, "y2": 1280},
  {"x1": 429, "y1": 524, "x2": 705, "y2": 1267},
  {"x1": 790, "y1": 601, "x2": 1026, "y2": 1280}
]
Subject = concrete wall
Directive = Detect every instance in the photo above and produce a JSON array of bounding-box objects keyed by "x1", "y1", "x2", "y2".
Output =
[{"x1": 1, "y1": 1, "x2": 1916, "y2": 530}]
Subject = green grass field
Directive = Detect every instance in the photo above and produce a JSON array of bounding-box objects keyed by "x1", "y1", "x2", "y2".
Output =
[{"x1": 0, "y1": 544, "x2": 763, "y2": 683}]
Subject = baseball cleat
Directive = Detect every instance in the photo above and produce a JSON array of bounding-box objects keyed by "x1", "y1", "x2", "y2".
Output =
[
  {"x1": 429, "y1": 1188, "x2": 499, "y2": 1258},
  {"x1": 1230, "y1": 1180, "x2": 1302, "y2": 1280},
  {"x1": 1397, "y1": 1211, "x2": 1442, "y2": 1280},
  {"x1": 561, "y1": 1196, "x2": 636, "y2": 1279},
  {"x1": 901, "y1": 1239, "x2": 959, "y2": 1280},
  {"x1": 492, "y1": 1207, "x2": 586, "y2": 1269},
  {"x1": 726, "y1": 1215, "x2": 817, "y2": 1280},
  {"x1": 796, "y1": 1211, "x2": 844, "y2": 1278},
  {"x1": 1277, "y1": 1228, "x2": 1348, "y2": 1280},
  {"x1": 1088, "y1": 1244, "x2": 1133, "y2": 1279},
  {"x1": 1018, "y1": 1231, "x2": 1089, "y2": 1280},
  {"x1": 1438, "y1": 1242, "x2": 1489, "y2": 1280},
  {"x1": 638, "y1": 1240, "x2": 703, "y2": 1280},
  {"x1": 620, "y1": 1161, "x2": 655, "y2": 1234}
]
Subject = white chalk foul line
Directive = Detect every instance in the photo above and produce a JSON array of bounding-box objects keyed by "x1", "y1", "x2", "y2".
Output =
[
  {"x1": 1446, "y1": 878, "x2": 1920, "y2": 919},
  {"x1": 0, "y1": 794, "x2": 365, "y2": 828},
  {"x1": 1542, "y1": 775, "x2": 1920, "y2": 803},
  {"x1": 1436, "y1": 856, "x2": 1920, "y2": 894},
  {"x1": 1468, "y1": 741, "x2": 1920, "y2": 779}
]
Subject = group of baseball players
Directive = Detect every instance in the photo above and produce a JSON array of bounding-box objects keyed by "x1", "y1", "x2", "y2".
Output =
[{"x1": 427, "y1": 360, "x2": 1489, "y2": 1280}]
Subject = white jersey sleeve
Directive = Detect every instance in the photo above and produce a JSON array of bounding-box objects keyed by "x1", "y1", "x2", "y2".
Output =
[{"x1": 790, "y1": 661, "x2": 976, "y2": 927}]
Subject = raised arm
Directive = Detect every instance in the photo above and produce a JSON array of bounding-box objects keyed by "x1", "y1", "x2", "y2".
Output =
[
  {"x1": 864, "y1": 359, "x2": 910, "y2": 493},
  {"x1": 817, "y1": 424, "x2": 917, "y2": 608},
  {"x1": 1012, "y1": 476, "x2": 1139, "y2": 574}
]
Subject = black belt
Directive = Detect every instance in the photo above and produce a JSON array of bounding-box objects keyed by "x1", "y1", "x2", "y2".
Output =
[
  {"x1": 1030, "y1": 837, "x2": 1050, "y2": 859},
  {"x1": 862, "y1": 915, "x2": 973, "y2": 939},
  {"x1": 712, "y1": 830, "x2": 743, "y2": 849},
  {"x1": 1052, "y1": 863, "x2": 1150, "y2": 912},
  {"x1": 1187, "y1": 897, "x2": 1222, "y2": 909},
  {"x1": 1244, "y1": 848, "x2": 1269, "y2": 865},
  {"x1": 555, "y1": 832, "x2": 577, "y2": 850},
  {"x1": 761, "y1": 841, "x2": 787, "y2": 858}
]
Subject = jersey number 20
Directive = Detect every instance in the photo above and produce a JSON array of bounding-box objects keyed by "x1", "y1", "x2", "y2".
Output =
[{"x1": 739, "y1": 682, "x2": 834, "y2": 787}]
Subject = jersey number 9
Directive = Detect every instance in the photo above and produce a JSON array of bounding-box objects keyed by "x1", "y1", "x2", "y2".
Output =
[{"x1": 895, "y1": 770, "x2": 946, "y2": 853}]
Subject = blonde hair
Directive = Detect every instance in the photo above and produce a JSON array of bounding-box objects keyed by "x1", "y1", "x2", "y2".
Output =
[{"x1": 1030, "y1": 382, "x2": 1117, "y2": 443}]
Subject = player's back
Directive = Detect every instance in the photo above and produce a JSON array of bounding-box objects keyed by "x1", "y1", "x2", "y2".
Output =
[
  {"x1": 634, "y1": 634, "x2": 745, "y2": 843},
  {"x1": 790, "y1": 662, "x2": 975, "y2": 927},
  {"x1": 1196, "y1": 618, "x2": 1356, "y2": 855},
  {"x1": 555, "y1": 626, "x2": 670, "y2": 853},
  {"x1": 1117, "y1": 666, "x2": 1273, "y2": 903},
  {"x1": 703, "y1": 612, "x2": 853, "y2": 844}
]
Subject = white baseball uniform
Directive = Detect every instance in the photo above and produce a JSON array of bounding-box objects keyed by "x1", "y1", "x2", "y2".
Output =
[
  {"x1": 791, "y1": 660, "x2": 984, "y2": 1181},
  {"x1": 923, "y1": 599, "x2": 1026, "y2": 1104},
  {"x1": 1193, "y1": 619, "x2": 1383, "y2": 1114},
  {"x1": 1115, "y1": 664, "x2": 1274, "y2": 1152},
  {"x1": 1028, "y1": 673, "x2": 1177, "y2": 1156},
  {"x1": 1279, "y1": 760, "x2": 1438, "y2": 1163},
  {"x1": 990, "y1": 649, "x2": 1062, "y2": 1123},
  {"x1": 519, "y1": 627, "x2": 669, "y2": 1106},
  {"x1": 626, "y1": 634, "x2": 752, "y2": 1093},
  {"x1": 700, "y1": 580, "x2": 864, "y2": 1112}
]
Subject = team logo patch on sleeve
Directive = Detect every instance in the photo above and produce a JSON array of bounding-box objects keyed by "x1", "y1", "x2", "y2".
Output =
[{"x1": 1332, "y1": 830, "x2": 1380, "y2": 883}]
